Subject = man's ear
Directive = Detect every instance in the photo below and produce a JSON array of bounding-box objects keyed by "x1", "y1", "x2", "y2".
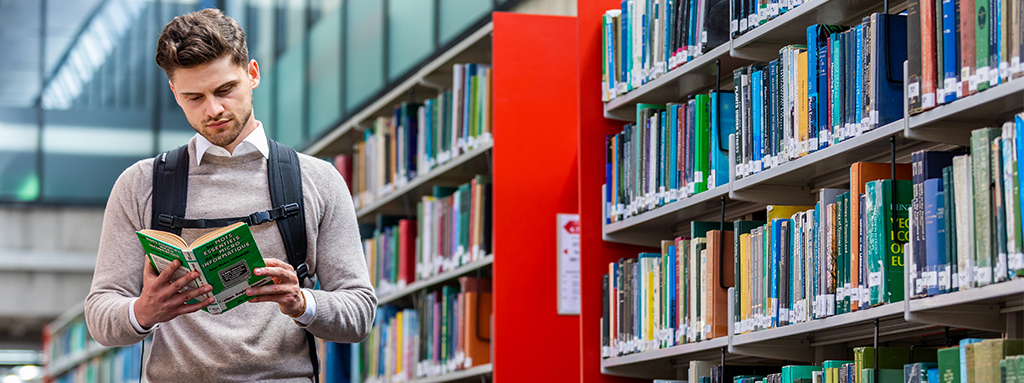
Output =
[
  {"x1": 168, "y1": 80, "x2": 180, "y2": 105},
  {"x1": 249, "y1": 59, "x2": 260, "y2": 90}
]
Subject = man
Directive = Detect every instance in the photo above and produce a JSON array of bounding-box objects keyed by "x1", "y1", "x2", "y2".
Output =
[{"x1": 85, "y1": 8, "x2": 375, "y2": 382}]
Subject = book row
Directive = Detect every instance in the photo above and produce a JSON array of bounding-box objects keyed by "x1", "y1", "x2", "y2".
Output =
[
  {"x1": 45, "y1": 316, "x2": 93, "y2": 367},
  {"x1": 600, "y1": 0, "x2": 730, "y2": 101},
  {"x1": 604, "y1": 96, "x2": 733, "y2": 223},
  {"x1": 336, "y1": 63, "x2": 493, "y2": 211},
  {"x1": 363, "y1": 176, "x2": 492, "y2": 297},
  {"x1": 906, "y1": 0, "x2": 1024, "y2": 113},
  {"x1": 732, "y1": 14, "x2": 908, "y2": 178},
  {"x1": 909, "y1": 119, "x2": 1024, "y2": 299},
  {"x1": 50, "y1": 343, "x2": 143, "y2": 383},
  {"x1": 352, "y1": 277, "x2": 492, "y2": 383}
]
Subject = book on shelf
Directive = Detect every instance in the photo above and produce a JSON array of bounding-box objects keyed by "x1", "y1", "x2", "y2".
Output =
[
  {"x1": 732, "y1": 14, "x2": 908, "y2": 180},
  {"x1": 600, "y1": 0, "x2": 733, "y2": 102},
  {"x1": 354, "y1": 277, "x2": 492, "y2": 382},
  {"x1": 44, "y1": 313, "x2": 144, "y2": 383},
  {"x1": 137, "y1": 222, "x2": 272, "y2": 315},
  {"x1": 346, "y1": 63, "x2": 492, "y2": 210},
  {"x1": 605, "y1": 94, "x2": 734, "y2": 223},
  {"x1": 910, "y1": 0, "x2": 1023, "y2": 114}
]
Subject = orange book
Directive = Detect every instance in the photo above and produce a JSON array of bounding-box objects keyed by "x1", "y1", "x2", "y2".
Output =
[
  {"x1": 704, "y1": 230, "x2": 735, "y2": 339},
  {"x1": 849, "y1": 162, "x2": 911, "y2": 311},
  {"x1": 459, "y1": 277, "x2": 492, "y2": 368}
]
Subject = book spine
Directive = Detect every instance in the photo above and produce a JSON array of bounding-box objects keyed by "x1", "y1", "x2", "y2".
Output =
[
  {"x1": 972, "y1": 128, "x2": 997, "y2": 286},
  {"x1": 943, "y1": 167, "x2": 958, "y2": 291},
  {"x1": 907, "y1": 0, "x2": 922, "y2": 114},
  {"x1": 925, "y1": 179, "x2": 945, "y2": 296},
  {"x1": 183, "y1": 249, "x2": 220, "y2": 314},
  {"x1": 942, "y1": 0, "x2": 960, "y2": 103},
  {"x1": 993, "y1": 136, "x2": 1010, "y2": 282},
  {"x1": 977, "y1": 0, "x2": 992, "y2": 90},
  {"x1": 954, "y1": 155, "x2": 976, "y2": 289},
  {"x1": 922, "y1": 0, "x2": 939, "y2": 110},
  {"x1": 855, "y1": 24, "x2": 866, "y2": 134}
]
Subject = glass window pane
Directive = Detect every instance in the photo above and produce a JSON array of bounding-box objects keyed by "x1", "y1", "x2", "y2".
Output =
[
  {"x1": 308, "y1": 7, "x2": 343, "y2": 138},
  {"x1": 345, "y1": 0, "x2": 384, "y2": 112},
  {"x1": 439, "y1": 0, "x2": 491, "y2": 45},
  {"x1": 0, "y1": 108, "x2": 40, "y2": 202},
  {"x1": 280, "y1": 0, "x2": 307, "y2": 53},
  {"x1": 275, "y1": 42, "x2": 307, "y2": 148},
  {"x1": 388, "y1": 0, "x2": 434, "y2": 80},
  {"x1": 247, "y1": 0, "x2": 277, "y2": 138}
]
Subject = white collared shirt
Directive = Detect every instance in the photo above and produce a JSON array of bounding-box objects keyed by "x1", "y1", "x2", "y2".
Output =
[{"x1": 129, "y1": 120, "x2": 317, "y2": 334}]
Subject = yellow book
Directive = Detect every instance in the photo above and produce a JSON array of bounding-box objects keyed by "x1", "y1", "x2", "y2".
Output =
[
  {"x1": 740, "y1": 233, "x2": 752, "y2": 333},
  {"x1": 396, "y1": 310, "x2": 403, "y2": 375},
  {"x1": 767, "y1": 205, "x2": 815, "y2": 221},
  {"x1": 797, "y1": 51, "x2": 809, "y2": 157}
]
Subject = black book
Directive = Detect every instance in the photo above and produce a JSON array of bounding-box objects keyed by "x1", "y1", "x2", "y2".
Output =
[{"x1": 908, "y1": 0, "x2": 923, "y2": 114}]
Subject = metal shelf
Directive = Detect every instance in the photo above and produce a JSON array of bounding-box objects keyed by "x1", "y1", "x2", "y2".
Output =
[
  {"x1": 47, "y1": 342, "x2": 110, "y2": 378},
  {"x1": 355, "y1": 141, "x2": 492, "y2": 223},
  {"x1": 729, "y1": 120, "x2": 940, "y2": 205},
  {"x1": 601, "y1": 337, "x2": 730, "y2": 379},
  {"x1": 603, "y1": 44, "x2": 748, "y2": 121},
  {"x1": 905, "y1": 279, "x2": 1024, "y2": 333},
  {"x1": 377, "y1": 254, "x2": 494, "y2": 305},
  {"x1": 602, "y1": 185, "x2": 732, "y2": 247},
  {"x1": 303, "y1": 22, "x2": 494, "y2": 158},
  {"x1": 730, "y1": 0, "x2": 897, "y2": 61},
  {"x1": 414, "y1": 363, "x2": 492, "y2": 383},
  {"x1": 906, "y1": 77, "x2": 1024, "y2": 145}
]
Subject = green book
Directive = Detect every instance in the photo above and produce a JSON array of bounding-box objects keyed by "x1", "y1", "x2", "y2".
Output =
[
  {"x1": 783, "y1": 366, "x2": 823, "y2": 383},
  {"x1": 982, "y1": 339, "x2": 1024, "y2": 383},
  {"x1": 866, "y1": 179, "x2": 912, "y2": 305},
  {"x1": 855, "y1": 346, "x2": 940, "y2": 383},
  {"x1": 1017, "y1": 355, "x2": 1024, "y2": 382},
  {"x1": 137, "y1": 222, "x2": 273, "y2": 315},
  {"x1": 938, "y1": 347, "x2": 961, "y2": 383},
  {"x1": 975, "y1": 0, "x2": 991, "y2": 91},
  {"x1": 458, "y1": 183, "x2": 472, "y2": 264},
  {"x1": 1004, "y1": 358, "x2": 1015, "y2": 383},
  {"x1": 972, "y1": 127, "x2": 1001, "y2": 286},
  {"x1": 694, "y1": 94, "x2": 711, "y2": 194},
  {"x1": 904, "y1": 363, "x2": 938, "y2": 383},
  {"x1": 840, "y1": 192, "x2": 850, "y2": 314},
  {"x1": 942, "y1": 167, "x2": 958, "y2": 291}
]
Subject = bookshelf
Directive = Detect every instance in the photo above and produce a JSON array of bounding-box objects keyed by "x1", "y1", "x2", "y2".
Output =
[
  {"x1": 578, "y1": 0, "x2": 1024, "y2": 380},
  {"x1": 43, "y1": 302, "x2": 145, "y2": 383},
  {"x1": 305, "y1": 12, "x2": 582, "y2": 383}
]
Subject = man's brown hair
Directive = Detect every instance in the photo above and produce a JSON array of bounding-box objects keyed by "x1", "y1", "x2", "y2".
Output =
[{"x1": 155, "y1": 8, "x2": 249, "y2": 79}]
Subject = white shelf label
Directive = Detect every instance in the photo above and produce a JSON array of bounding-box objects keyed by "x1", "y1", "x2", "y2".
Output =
[
  {"x1": 908, "y1": 82, "x2": 920, "y2": 98},
  {"x1": 869, "y1": 271, "x2": 882, "y2": 287},
  {"x1": 923, "y1": 271, "x2": 938, "y2": 288},
  {"x1": 731, "y1": 20, "x2": 739, "y2": 33},
  {"x1": 975, "y1": 266, "x2": 992, "y2": 283}
]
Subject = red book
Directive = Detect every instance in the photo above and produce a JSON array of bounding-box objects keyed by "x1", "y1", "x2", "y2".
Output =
[
  {"x1": 921, "y1": 0, "x2": 937, "y2": 110},
  {"x1": 960, "y1": 0, "x2": 977, "y2": 96},
  {"x1": 333, "y1": 154, "x2": 353, "y2": 192},
  {"x1": 398, "y1": 219, "x2": 417, "y2": 285}
]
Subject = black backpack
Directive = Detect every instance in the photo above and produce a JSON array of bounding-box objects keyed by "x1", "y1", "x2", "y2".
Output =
[{"x1": 150, "y1": 138, "x2": 319, "y2": 382}]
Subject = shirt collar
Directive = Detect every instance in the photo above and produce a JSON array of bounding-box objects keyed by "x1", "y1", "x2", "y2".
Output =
[{"x1": 193, "y1": 120, "x2": 269, "y2": 165}]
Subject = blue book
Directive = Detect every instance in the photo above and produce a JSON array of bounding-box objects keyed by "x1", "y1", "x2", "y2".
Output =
[
  {"x1": 752, "y1": 69, "x2": 765, "y2": 173},
  {"x1": 830, "y1": 32, "x2": 842, "y2": 142},
  {"x1": 669, "y1": 104, "x2": 679, "y2": 197},
  {"x1": 770, "y1": 219, "x2": 786, "y2": 327},
  {"x1": 768, "y1": 60, "x2": 779, "y2": 164},
  {"x1": 812, "y1": 204, "x2": 821, "y2": 319},
  {"x1": 924, "y1": 178, "x2": 945, "y2": 296},
  {"x1": 622, "y1": 0, "x2": 631, "y2": 91},
  {"x1": 664, "y1": 0, "x2": 673, "y2": 68},
  {"x1": 869, "y1": 13, "x2": 908, "y2": 129},
  {"x1": 806, "y1": 26, "x2": 820, "y2": 150},
  {"x1": 688, "y1": 0, "x2": 699, "y2": 60},
  {"x1": 927, "y1": 368, "x2": 939, "y2": 383},
  {"x1": 960, "y1": 339, "x2": 985, "y2": 383},
  {"x1": 667, "y1": 241, "x2": 677, "y2": 340},
  {"x1": 606, "y1": 14, "x2": 616, "y2": 97},
  {"x1": 855, "y1": 24, "x2": 865, "y2": 132},
  {"x1": 811, "y1": 25, "x2": 844, "y2": 149},
  {"x1": 941, "y1": 0, "x2": 958, "y2": 104},
  {"x1": 711, "y1": 91, "x2": 735, "y2": 189}
]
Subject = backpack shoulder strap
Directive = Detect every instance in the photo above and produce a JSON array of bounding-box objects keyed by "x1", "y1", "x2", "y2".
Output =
[
  {"x1": 266, "y1": 138, "x2": 309, "y2": 281},
  {"x1": 151, "y1": 145, "x2": 190, "y2": 235},
  {"x1": 266, "y1": 138, "x2": 319, "y2": 382}
]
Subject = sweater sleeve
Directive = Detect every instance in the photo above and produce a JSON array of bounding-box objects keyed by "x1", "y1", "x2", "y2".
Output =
[
  {"x1": 84, "y1": 161, "x2": 152, "y2": 347},
  {"x1": 301, "y1": 158, "x2": 377, "y2": 343}
]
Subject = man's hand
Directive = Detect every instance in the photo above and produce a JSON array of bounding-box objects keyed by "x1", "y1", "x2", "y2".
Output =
[
  {"x1": 246, "y1": 258, "x2": 305, "y2": 317},
  {"x1": 135, "y1": 259, "x2": 215, "y2": 329}
]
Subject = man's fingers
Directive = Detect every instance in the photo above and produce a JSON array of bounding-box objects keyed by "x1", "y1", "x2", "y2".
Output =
[
  {"x1": 174, "y1": 297, "x2": 214, "y2": 316},
  {"x1": 262, "y1": 258, "x2": 292, "y2": 270},
  {"x1": 170, "y1": 270, "x2": 199, "y2": 291},
  {"x1": 255, "y1": 266, "x2": 296, "y2": 282},
  {"x1": 179, "y1": 284, "x2": 213, "y2": 303},
  {"x1": 246, "y1": 284, "x2": 295, "y2": 297},
  {"x1": 155, "y1": 259, "x2": 182, "y2": 284},
  {"x1": 248, "y1": 293, "x2": 290, "y2": 304}
]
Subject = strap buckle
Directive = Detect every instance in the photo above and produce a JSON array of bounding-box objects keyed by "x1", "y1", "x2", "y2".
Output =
[
  {"x1": 248, "y1": 210, "x2": 273, "y2": 225},
  {"x1": 157, "y1": 214, "x2": 177, "y2": 228},
  {"x1": 282, "y1": 203, "x2": 300, "y2": 217},
  {"x1": 295, "y1": 262, "x2": 309, "y2": 281}
]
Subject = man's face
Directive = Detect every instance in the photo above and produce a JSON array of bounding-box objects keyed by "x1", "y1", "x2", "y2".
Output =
[{"x1": 169, "y1": 55, "x2": 260, "y2": 150}]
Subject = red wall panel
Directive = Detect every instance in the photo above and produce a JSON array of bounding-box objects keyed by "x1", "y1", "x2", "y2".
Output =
[
  {"x1": 492, "y1": 12, "x2": 581, "y2": 383},
  {"x1": 575, "y1": 2, "x2": 652, "y2": 383}
]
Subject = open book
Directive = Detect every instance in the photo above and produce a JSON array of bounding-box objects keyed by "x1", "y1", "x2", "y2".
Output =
[{"x1": 137, "y1": 222, "x2": 273, "y2": 314}]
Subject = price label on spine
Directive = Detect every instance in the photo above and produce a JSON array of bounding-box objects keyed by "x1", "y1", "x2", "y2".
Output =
[{"x1": 869, "y1": 271, "x2": 882, "y2": 287}]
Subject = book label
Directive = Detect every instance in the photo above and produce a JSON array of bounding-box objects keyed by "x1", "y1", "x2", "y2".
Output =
[
  {"x1": 908, "y1": 82, "x2": 920, "y2": 98},
  {"x1": 1000, "y1": 62, "x2": 1010, "y2": 80},
  {"x1": 923, "y1": 93, "x2": 936, "y2": 109},
  {"x1": 780, "y1": 308, "x2": 789, "y2": 323},
  {"x1": 826, "y1": 294, "x2": 835, "y2": 316},
  {"x1": 975, "y1": 266, "x2": 992, "y2": 284},
  {"x1": 869, "y1": 271, "x2": 882, "y2": 287},
  {"x1": 731, "y1": 20, "x2": 739, "y2": 33},
  {"x1": 1012, "y1": 57, "x2": 1021, "y2": 75},
  {"x1": 958, "y1": 270, "x2": 970, "y2": 288},
  {"x1": 996, "y1": 253, "x2": 1008, "y2": 281},
  {"x1": 977, "y1": 68, "x2": 990, "y2": 85},
  {"x1": 740, "y1": 18, "x2": 749, "y2": 31},
  {"x1": 951, "y1": 272, "x2": 959, "y2": 289},
  {"x1": 989, "y1": 68, "x2": 1000, "y2": 83},
  {"x1": 1011, "y1": 253, "x2": 1024, "y2": 271},
  {"x1": 939, "y1": 266, "x2": 950, "y2": 289},
  {"x1": 923, "y1": 271, "x2": 938, "y2": 289}
]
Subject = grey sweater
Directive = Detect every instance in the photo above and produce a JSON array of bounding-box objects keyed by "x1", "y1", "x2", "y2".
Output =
[{"x1": 85, "y1": 141, "x2": 376, "y2": 382}]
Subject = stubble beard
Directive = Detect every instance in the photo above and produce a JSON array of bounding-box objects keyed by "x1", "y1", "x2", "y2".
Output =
[{"x1": 193, "y1": 102, "x2": 253, "y2": 148}]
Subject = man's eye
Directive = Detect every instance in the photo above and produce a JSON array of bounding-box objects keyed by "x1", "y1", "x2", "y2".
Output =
[
  {"x1": 189, "y1": 96, "x2": 202, "y2": 102},
  {"x1": 218, "y1": 87, "x2": 233, "y2": 95}
]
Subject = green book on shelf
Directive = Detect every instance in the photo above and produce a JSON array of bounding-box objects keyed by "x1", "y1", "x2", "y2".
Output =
[
  {"x1": 137, "y1": 222, "x2": 273, "y2": 315},
  {"x1": 981, "y1": 339, "x2": 1024, "y2": 383},
  {"x1": 854, "y1": 347, "x2": 939, "y2": 383},
  {"x1": 694, "y1": 94, "x2": 711, "y2": 194},
  {"x1": 972, "y1": 127, "x2": 1000, "y2": 286},
  {"x1": 865, "y1": 179, "x2": 911, "y2": 305},
  {"x1": 783, "y1": 365, "x2": 823, "y2": 383},
  {"x1": 824, "y1": 360, "x2": 853, "y2": 383},
  {"x1": 937, "y1": 347, "x2": 961, "y2": 383},
  {"x1": 861, "y1": 369, "x2": 904, "y2": 383},
  {"x1": 975, "y1": 0, "x2": 990, "y2": 92}
]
